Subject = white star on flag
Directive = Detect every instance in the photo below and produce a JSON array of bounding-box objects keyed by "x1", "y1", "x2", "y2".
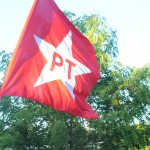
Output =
[{"x1": 33, "y1": 31, "x2": 91, "y2": 100}]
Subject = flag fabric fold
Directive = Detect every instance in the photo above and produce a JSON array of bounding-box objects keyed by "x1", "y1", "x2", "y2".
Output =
[{"x1": 0, "y1": 0, "x2": 100, "y2": 119}]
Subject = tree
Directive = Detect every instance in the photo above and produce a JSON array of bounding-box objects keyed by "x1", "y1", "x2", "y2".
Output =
[
  {"x1": 89, "y1": 64, "x2": 150, "y2": 149},
  {"x1": 72, "y1": 13, "x2": 150, "y2": 149},
  {"x1": 0, "y1": 12, "x2": 150, "y2": 150}
]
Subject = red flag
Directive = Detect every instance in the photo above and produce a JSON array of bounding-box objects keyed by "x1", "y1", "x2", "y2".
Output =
[{"x1": 0, "y1": 0, "x2": 100, "y2": 119}]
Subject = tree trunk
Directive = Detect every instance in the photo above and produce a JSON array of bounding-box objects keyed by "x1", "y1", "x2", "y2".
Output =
[{"x1": 68, "y1": 117, "x2": 74, "y2": 150}]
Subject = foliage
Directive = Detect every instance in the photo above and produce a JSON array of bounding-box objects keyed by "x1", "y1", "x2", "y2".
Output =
[{"x1": 0, "y1": 12, "x2": 150, "y2": 150}]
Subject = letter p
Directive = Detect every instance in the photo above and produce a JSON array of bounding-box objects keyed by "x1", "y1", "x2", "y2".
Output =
[{"x1": 50, "y1": 52, "x2": 63, "y2": 71}]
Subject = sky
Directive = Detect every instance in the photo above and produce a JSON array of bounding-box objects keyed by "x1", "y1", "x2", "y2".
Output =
[{"x1": 0, "y1": 0, "x2": 150, "y2": 68}]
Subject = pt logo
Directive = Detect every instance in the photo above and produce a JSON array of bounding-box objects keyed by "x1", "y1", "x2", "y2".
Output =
[
  {"x1": 50, "y1": 52, "x2": 76, "y2": 80},
  {"x1": 34, "y1": 31, "x2": 91, "y2": 99}
]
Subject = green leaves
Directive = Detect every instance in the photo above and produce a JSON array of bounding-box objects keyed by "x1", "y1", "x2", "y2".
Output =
[
  {"x1": 50, "y1": 121, "x2": 69, "y2": 150},
  {"x1": 0, "y1": 13, "x2": 150, "y2": 149}
]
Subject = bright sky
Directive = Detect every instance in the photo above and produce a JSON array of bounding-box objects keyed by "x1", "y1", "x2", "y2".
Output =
[{"x1": 0, "y1": 0, "x2": 150, "y2": 68}]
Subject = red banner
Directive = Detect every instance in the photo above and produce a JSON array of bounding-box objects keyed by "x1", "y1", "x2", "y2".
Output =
[{"x1": 0, "y1": 0, "x2": 100, "y2": 119}]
